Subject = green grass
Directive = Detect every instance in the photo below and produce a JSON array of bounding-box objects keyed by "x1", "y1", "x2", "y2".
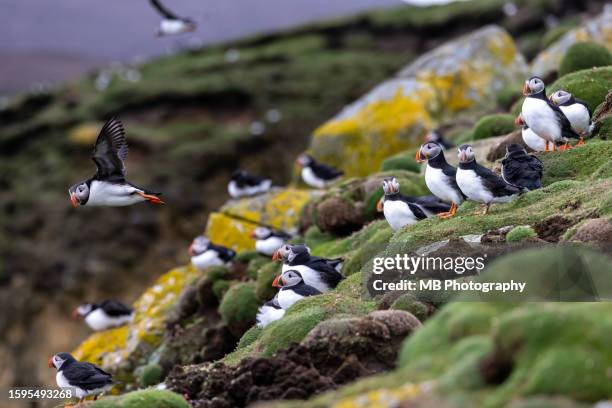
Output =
[{"x1": 91, "y1": 389, "x2": 190, "y2": 408}]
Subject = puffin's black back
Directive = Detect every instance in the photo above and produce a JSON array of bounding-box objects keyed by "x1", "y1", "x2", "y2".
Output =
[{"x1": 502, "y1": 146, "x2": 543, "y2": 191}]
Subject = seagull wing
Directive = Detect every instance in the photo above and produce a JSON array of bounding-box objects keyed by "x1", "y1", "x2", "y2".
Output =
[
  {"x1": 150, "y1": 0, "x2": 180, "y2": 19},
  {"x1": 91, "y1": 118, "x2": 129, "y2": 181}
]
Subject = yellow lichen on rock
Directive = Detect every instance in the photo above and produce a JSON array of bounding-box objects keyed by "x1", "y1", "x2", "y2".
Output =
[
  {"x1": 205, "y1": 212, "x2": 259, "y2": 252},
  {"x1": 332, "y1": 383, "x2": 425, "y2": 408},
  {"x1": 72, "y1": 326, "x2": 129, "y2": 368}
]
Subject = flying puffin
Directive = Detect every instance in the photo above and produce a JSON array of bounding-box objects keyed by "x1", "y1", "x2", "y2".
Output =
[
  {"x1": 515, "y1": 113, "x2": 565, "y2": 152},
  {"x1": 377, "y1": 177, "x2": 451, "y2": 230},
  {"x1": 272, "y1": 244, "x2": 343, "y2": 292},
  {"x1": 456, "y1": 144, "x2": 520, "y2": 215},
  {"x1": 425, "y1": 128, "x2": 454, "y2": 149},
  {"x1": 189, "y1": 235, "x2": 236, "y2": 270},
  {"x1": 73, "y1": 300, "x2": 134, "y2": 331},
  {"x1": 256, "y1": 296, "x2": 285, "y2": 328},
  {"x1": 296, "y1": 154, "x2": 343, "y2": 189},
  {"x1": 272, "y1": 270, "x2": 322, "y2": 310},
  {"x1": 68, "y1": 118, "x2": 164, "y2": 208},
  {"x1": 49, "y1": 353, "x2": 113, "y2": 404},
  {"x1": 250, "y1": 226, "x2": 291, "y2": 256},
  {"x1": 501, "y1": 144, "x2": 543, "y2": 191},
  {"x1": 416, "y1": 142, "x2": 464, "y2": 218},
  {"x1": 150, "y1": 0, "x2": 197, "y2": 36},
  {"x1": 549, "y1": 90, "x2": 592, "y2": 144},
  {"x1": 228, "y1": 170, "x2": 272, "y2": 198},
  {"x1": 521, "y1": 76, "x2": 580, "y2": 151}
]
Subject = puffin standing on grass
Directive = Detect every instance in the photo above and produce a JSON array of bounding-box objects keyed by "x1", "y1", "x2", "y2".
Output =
[
  {"x1": 49, "y1": 353, "x2": 113, "y2": 404},
  {"x1": 272, "y1": 270, "x2": 322, "y2": 310},
  {"x1": 456, "y1": 144, "x2": 520, "y2": 215},
  {"x1": 189, "y1": 235, "x2": 236, "y2": 270},
  {"x1": 256, "y1": 296, "x2": 285, "y2": 328},
  {"x1": 250, "y1": 227, "x2": 291, "y2": 256},
  {"x1": 272, "y1": 244, "x2": 343, "y2": 293},
  {"x1": 73, "y1": 300, "x2": 134, "y2": 331},
  {"x1": 520, "y1": 76, "x2": 580, "y2": 151},
  {"x1": 228, "y1": 170, "x2": 272, "y2": 198},
  {"x1": 416, "y1": 143, "x2": 464, "y2": 218},
  {"x1": 501, "y1": 144, "x2": 543, "y2": 191},
  {"x1": 549, "y1": 90, "x2": 592, "y2": 143},
  {"x1": 68, "y1": 118, "x2": 164, "y2": 208},
  {"x1": 377, "y1": 177, "x2": 451, "y2": 230},
  {"x1": 150, "y1": 0, "x2": 197, "y2": 36},
  {"x1": 296, "y1": 154, "x2": 343, "y2": 189}
]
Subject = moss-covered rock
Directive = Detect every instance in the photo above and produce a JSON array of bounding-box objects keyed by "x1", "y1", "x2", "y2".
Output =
[
  {"x1": 505, "y1": 225, "x2": 537, "y2": 243},
  {"x1": 91, "y1": 389, "x2": 190, "y2": 408},
  {"x1": 135, "y1": 363, "x2": 163, "y2": 387},
  {"x1": 539, "y1": 141, "x2": 612, "y2": 185},
  {"x1": 547, "y1": 66, "x2": 612, "y2": 113},
  {"x1": 558, "y1": 42, "x2": 612, "y2": 76},
  {"x1": 380, "y1": 149, "x2": 421, "y2": 173},
  {"x1": 255, "y1": 261, "x2": 281, "y2": 301},
  {"x1": 469, "y1": 114, "x2": 516, "y2": 141},
  {"x1": 218, "y1": 282, "x2": 260, "y2": 336}
]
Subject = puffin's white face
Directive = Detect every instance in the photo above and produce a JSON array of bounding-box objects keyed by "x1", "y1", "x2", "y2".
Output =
[
  {"x1": 296, "y1": 154, "x2": 312, "y2": 167},
  {"x1": 278, "y1": 270, "x2": 303, "y2": 287},
  {"x1": 382, "y1": 178, "x2": 400, "y2": 195},
  {"x1": 523, "y1": 77, "x2": 545, "y2": 96},
  {"x1": 68, "y1": 182, "x2": 89, "y2": 208},
  {"x1": 252, "y1": 227, "x2": 271, "y2": 240},
  {"x1": 49, "y1": 354, "x2": 67, "y2": 370},
  {"x1": 417, "y1": 142, "x2": 442, "y2": 162},
  {"x1": 550, "y1": 90, "x2": 571, "y2": 105},
  {"x1": 75, "y1": 303, "x2": 94, "y2": 318},
  {"x1": 458, "y1": 145, "x2": 475, "y2": 163},
  {"x1": 189, "y1": 236, "x2": 210, "y2": 256},
  {"x1": 273, "y1": 244, "x2": 291, "y2": 262}
]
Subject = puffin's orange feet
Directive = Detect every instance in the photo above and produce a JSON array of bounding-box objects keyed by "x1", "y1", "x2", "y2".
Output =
[
  {"x1": 576, "y1": 137, "x2": 585, "y2": 146},
  {"x1": 137, "y1": 191, "x2": 165, "y2": 205},
  {"x1": 558, "y1": 143, "x2": 572, "y2": 151},
  {"x1": 438, "y1": 202, "x2": 457, "y2": 219}
]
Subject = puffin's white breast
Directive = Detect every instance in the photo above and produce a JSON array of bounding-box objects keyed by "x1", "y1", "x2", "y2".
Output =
[
  {"x1": 383, "y1": 200, "x2": 417, "y2": 231},
  {"x1": 301, "y1": 167, "x2": 326, "y2": 189},
  {"x1": 522, "y1": 127, "x2": 548, "y2": 151},
  {"x1": 160, "y1": 19, "x2": 188, "y2": 35},
  {"x1": 85, "y1": 309, "x2": 132, "y2": 331},
  {"x1": 256, "y1": 304, "x2": 285, "y2": 328},
  {"x1": 560, "y1": 104, "x2": 590, "y2": 135},
  {"x1": 87, "y1": 181, "x2": 143, "y2": 207},
  {"x1": 256, "y1": 236, "x2": 285, "y2": 256},
  {"x1": 277, "y1": 289, "x2": 305, "y2": 309},
  {"x1": 425, "y1": 165, "x2": 462, "y2": 205},
  {"x1": 191, "y1": 250, "x2": 224, "y2": 270},
  {"x1": 522, "y1": 98, "x2": 560, "y2": 142},
  {"x1": 456, "y1": 168, "x2": 494, "y2": 204}
]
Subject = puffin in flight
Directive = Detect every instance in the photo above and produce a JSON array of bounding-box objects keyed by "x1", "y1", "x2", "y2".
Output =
[
  {"x1": 250, "y1": 227, "x2": 291, "y2": 257},
  {"x1": 501, "y1": 144, "x2": 543, "y2": 191},
  {"x1": 416, "y1": 142, "x2": 464, "y2": 218},
  {"x1": 272, "y1": 244, "x2": 343, "y2": 293},
  {"x1": 68, "y1": 118, "x2": 164, "y2": 207},
  {"x1": 49, "y1": 353, "x2": 113, "y2": 404},
  {"x1": 272, "y1": 270, "x2": 322, "y2": 310},
  {"x1": 150, "y1": 0, "x2": 197, "y2": 36},
  {"x1": 228, "y1": 170, "x2": 272, "y2": 198},
  {"x1": 456, "y1": 144, "x2": 520, "y2": 215},
  {"x1": 377, "y1": 177, "x2": 451, "y2": 230},
  {"x1": 296, "y1": 154, "x2": 343, "y2": 189},
  {"x1": 425, "y1": 128, "x2": 454, "y2": 149},
  {"x1": 189, "y1": 235, "x2": 236, "y2": 270},
  {"x1": 256, "y1": 296, "x2": 285, "y2": 328},
  {"x1": 73, "y1": 300, "x2": 134, "y2": 331},
  {"x1": 521, "y1": 76, "x2": 580, "y2": 151},
  {"x1": 549, "y1": 90, "x2": 592, "y2": 143}
]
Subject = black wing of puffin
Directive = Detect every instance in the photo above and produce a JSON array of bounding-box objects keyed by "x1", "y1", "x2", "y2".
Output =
[
  {"x1": 548, "y1": 100, "x2": 580, "y2": 139},
  {"x1": 149, "y1": 0, "x2": 179, "y2": 19},
  {"x1": 92, "y1": 118, "x2": 129, "y2": 182},
  {"x1": 480, "y1": 168, "x2": 521, "y2": 196},
  {"x1": 100, "y1": 300, "x2": 133, "y2": 316},
  {"x1": 63, "y1": 363, "x2": 113, "y2": 390}
]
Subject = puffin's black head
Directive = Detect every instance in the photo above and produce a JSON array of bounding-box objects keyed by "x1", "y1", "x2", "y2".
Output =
[
  {"x1": 68, "y1": 182, "x2": 90, "y2": 208},
  {"x1": 549, "y1": 90, "x2": 573, "y2": 106},
  {"x1": 231, "y1": 170, "x2": 247, "y2": 182},
  {"x1": 505, "y1": 143, "x2": 527, "y2": 159},
  {"x1": 416, "y1": 142, "x2": 442, "y2": 163},
  {"x1": 458, "y1": 144, "x2": 475, "y2": 163},
  {"x1": 382, "y1": 177, "x2": 400, "y2": 195},
  {"x1": 523, "y1": 76, "x2": 545, "y2": 96},
  {"x1": 49, "y1": 352, "x2": 76, "y2": 370},
  {"x1": 272, "y1": 270, "x2": 303, "y2": 288},
  {"x1": 272, "y1": 244, "x2": 309, "y2": 262},
  {"x1": 189, "y1": 235, "x2": 210, "y2": 256},
  {"x1": 296, "y1": 154, "x2": 313, "y2": 167},
  {"x1": 72, "y1": 303, "x2": 96, "y2": 319},
  {"x1": 250, "y1": 226, "x2": 272, "y2": 240}
]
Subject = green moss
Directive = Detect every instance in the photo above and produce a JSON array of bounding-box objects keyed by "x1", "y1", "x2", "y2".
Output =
[
  {"x1": 206, "y1": 265, "x2": 229, "y2": 282},
  {"x1": 540, "y1": 141, "x2": 612, "y2": 185},
  {"x1": 548, "y1": 66, "x2": 612, "y2": 112},
  {"x1": 245, "y1": 256, "x2": 269, "y2": 280},
  {"x1": 218, "y1": 282, "x2": 260, "y2": 327},
  {"x1": 506, "y1": 225, "x2": 537, "y2": 243},
  {"x1": 541, "y1": 21, "x2": 578, "y2": 49},
  {"x1": 390, "y1": 294, "x2": 428, "y2": 322},
  {"x1": 495, "y1": 85, "x2": 522, "y2": 111},
  {"x1": 470, "y1": 114, "x2": 515, "y2": 141},
  {"x1": 255, "y1": 261, "x2": 281, "y2": 301},
  {"x1": 594, "y1": 116, "x2": 611, "y2": 140},
  {"x1": 234, "y1": 250, "x2": 262, "y2": 263},
  {"x1": 558, "y1": 42, "x2": 612, "y2": 77},
  {"x1": 212, "y1": 279, "x2": 231, "y2": 299},
  {"x1": 91, "y1": 389, "x2": 190, "y2": 408},
  {"x1": 380, "y1": 148, "x2": 420, "y2": 173},
  {"x1": 135, "y1": 363, "x2": 163, "y2": 387},
  {"x1": 236, "y1": 326, "x2": 263, "y2": 349}
]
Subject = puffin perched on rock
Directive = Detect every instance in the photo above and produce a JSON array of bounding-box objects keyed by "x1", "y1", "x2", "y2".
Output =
[
  {"x1": 456, "y1": 144, "x2": 520, "y2": 215},
  {"x1": 501, "y1": 144, "x2": 543, "y2": 191},
  {"x1": 272, "y1": 270, "x2": 322, "y2": 309},
  {"x1": 256, "y1": 296, "x2": 285, "y2": 328},
  {"x1": 549, "y1": 90, "x2": 592, "y2": 143},
  {"x1": 73, "y1": 300, "x2": 134, "y2": 331},
  {"x1": 189, "y1": 235, "x2": 236, "y2": 270},
  {"x1": 228, "y1": 170, "x2": 272, "y2": 198},
  {"x1": 150, "y1": 0, "x2": 197, "y2": 36},
  {"x1": 68, "y1": 118, "x2": 164, "y2": 207},
  {"x1": 416, "y1": 142, "x2": 464, "y2": 218},
  {"x1": 49, "y1": 353, "x2": 113, "y2": 403},
  {"x1": 425, "y1": 128, "x2": 454, "y2": 149},
  {"x1": 377, "y1": 177, "x2": 451, "y2": 230},
  {"x1": 250, "y1": 227, "x2": 291, "y2": 256},
  {"x1": 296, "y1": 154, "x2": 343, "y2": 189},
  {"x1": 521, "y1": 76, "x2": 580, "y2": 151},
  {"x1": 272, "y1": 244, "x2": 343, "y2": 293}
]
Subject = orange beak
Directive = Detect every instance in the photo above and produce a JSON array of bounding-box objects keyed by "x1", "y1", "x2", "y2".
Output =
[
  {"x1": 522, "y1": 82, "x2": 529, "y2": 96},
  {"x1": 376, "y1": 197, "x2": 384, "y2": 212},
  {"x1": 48, "y1": 357, "x2": 54, "y2": 368},
  {"x1": 70, "y1": 193, "x2": 77, "y2": 208},
  {"x1": 272, "y1": 275, "x2": 281, "y2": 287},
  {"x1": 188, "y1": 244, "x2": 195, "y2": 256},
  {"x1": 514, "y1": 115, "x2": 524, "y2": 126},
  {"x1": 459, "y1": 150, "x2": 467, "y2": 162},
  {"x1": 415, "y1": 149, "x2": 427, "y2": 163},
  {"x1": 71, "y1": 309, "x2": 79, "y2": 319},
  {"x1": 272, "y1": 250, "x2": 280, "y2": 261}
]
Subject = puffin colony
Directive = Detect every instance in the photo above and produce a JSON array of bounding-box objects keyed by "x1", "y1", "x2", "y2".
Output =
[{"x1": 55, "y1": 62, "x2": 590, "y2": 403}]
